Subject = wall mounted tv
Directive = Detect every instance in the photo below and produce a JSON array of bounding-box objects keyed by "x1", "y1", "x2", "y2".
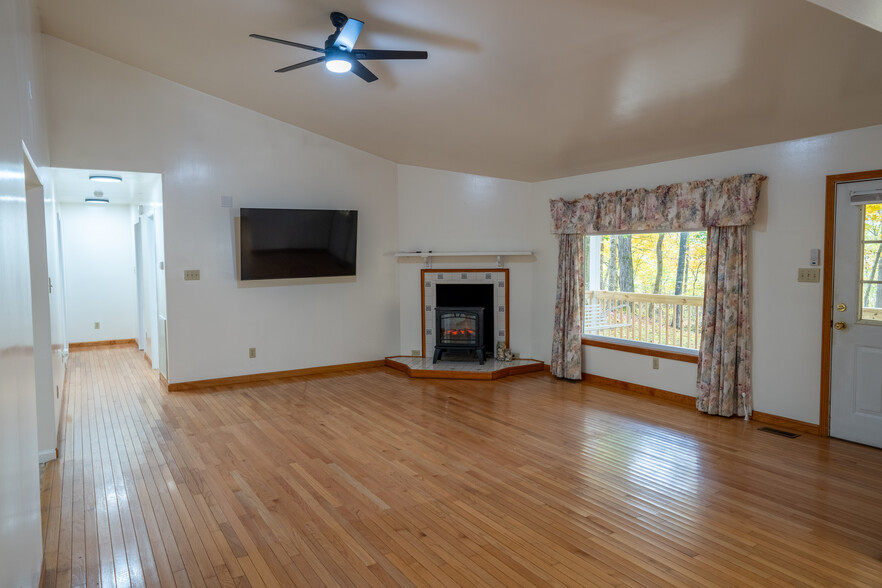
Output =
[{"x1": 239, "y1": 208, "x2": 357, "y2": 280}]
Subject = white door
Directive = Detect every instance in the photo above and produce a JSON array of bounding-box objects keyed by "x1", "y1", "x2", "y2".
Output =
[
  {"x1": 830, "y1": 178, "x2": 882, "y2": 448},
  {"x1": 134, "y1": 220, "x2": 144, "y2": 350}
]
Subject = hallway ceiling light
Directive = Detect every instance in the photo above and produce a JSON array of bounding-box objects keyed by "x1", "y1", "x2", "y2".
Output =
[
  {"x1": 85, "y1": 190, "x2": 109, "y2": 204},
  {"x1": 89, "y1": 175, "x2": 122, "y2": 183}
]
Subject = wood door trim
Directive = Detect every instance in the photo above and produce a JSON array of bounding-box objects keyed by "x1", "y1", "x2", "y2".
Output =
[{"x1": 821, "y1": 169, "x2": 882, "y2": 437}]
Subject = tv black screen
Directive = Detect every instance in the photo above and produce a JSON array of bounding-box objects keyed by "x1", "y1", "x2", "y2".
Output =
[{"x1": 240, "y1": 208, "x2": 357, "y2": 280}]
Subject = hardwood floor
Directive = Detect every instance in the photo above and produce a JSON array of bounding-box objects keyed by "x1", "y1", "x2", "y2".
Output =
[{"x1": 41, "y1": 345, "x2": 882, "y2": 587}]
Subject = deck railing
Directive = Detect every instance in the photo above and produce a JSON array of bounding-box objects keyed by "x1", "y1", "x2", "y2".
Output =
[
  {"x1": 584, "y1": 290, "x2": 704, "y2": 350},
  {"x1": 863, "y1": 307, "x2": 882, "y2": 322}
]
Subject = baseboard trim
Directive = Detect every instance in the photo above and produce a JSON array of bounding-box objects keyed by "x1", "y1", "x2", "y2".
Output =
[
  {"x1": 582, "y1": 373, "x2": 695, "y2": 406},
  {"x1": 159, "y1": 373, "x2": 168, "y2": 388},
  {"x1": 582, "y1": 373, "x2": 820, "y2": 434},
  {"x1": 167, "y1": 360, "x2": 386, "y2": 391},
  {"x1": 69, "y1": 339, "x2": 137, "y2": 350}
]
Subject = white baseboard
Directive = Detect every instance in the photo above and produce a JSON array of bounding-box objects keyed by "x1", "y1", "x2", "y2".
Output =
[{"x1": 38, "y1": 448, "x2": 57, "y2": 464}]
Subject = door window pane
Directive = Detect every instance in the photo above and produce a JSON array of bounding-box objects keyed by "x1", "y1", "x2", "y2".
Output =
[
  {"x1": 863, "y1": 203, "x2": 881, "y2": 241},
  {"x1": 860, "y1": 203, "x2": 882, "y2": 323},
  {"x1": 864, "y1": 243, "x2": 882, "y2": 281}
]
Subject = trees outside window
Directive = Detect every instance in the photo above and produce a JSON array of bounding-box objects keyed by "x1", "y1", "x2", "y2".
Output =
[
  {"x1": 584, "y1": 231, "x2": 706, "y2": 349},
  {"x1": 861, "y1": 203, "x2": 882, "y2": 322}
]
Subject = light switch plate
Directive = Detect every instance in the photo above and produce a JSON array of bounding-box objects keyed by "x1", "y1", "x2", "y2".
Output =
[
  {"x1": 798, "y1": 267, "x2": 821, "y2": 282},
  {"x1": 184, "y1": 269, "x2": 200, "y2": 281}
]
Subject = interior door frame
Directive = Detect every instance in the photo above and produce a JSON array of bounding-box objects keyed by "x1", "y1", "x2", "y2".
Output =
[{"x1": 820, "y1": 169, "x2": 882, "y2": 436}]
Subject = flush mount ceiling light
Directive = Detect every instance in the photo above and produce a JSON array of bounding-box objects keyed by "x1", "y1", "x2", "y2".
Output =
[
  {"x1": 325, "y1": 52, "x2": 352, "y2": 73},
  {"x1": 85, "y1": 190, "x2": 109, "y2": 204},
  {"x1": 89, "y1": 175, "x2": 122, "y2": 183}
]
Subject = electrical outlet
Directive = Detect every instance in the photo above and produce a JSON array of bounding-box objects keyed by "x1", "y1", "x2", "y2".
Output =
[
  {"x1": 184, "y1": 269, "x2": 200, "y2": 281},
  {"x1": 652, "y1": 357, "x2": 659, "y2": 370},
  {"x1": 798, "y1": 268, "x2": 821, "y2": 283},
  {"x1": 94, "y1": 322, "x2": 100, "y2": 329},
  {"x1": 248, "y1": 347, "x2": 256, "y2": 359},
  {"x1": 411, "y1": 349, "x2": 420, "y2": 356}
]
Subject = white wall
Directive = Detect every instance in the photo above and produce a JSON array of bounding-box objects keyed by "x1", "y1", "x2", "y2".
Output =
[
  {"x1": 396, "y1": 165, "x2": 538, "y2": 358},
  {"x1": 535, "y1": 124, "x2": 882, "y2": 425},
  {"x1": 59, "y1": 202, "x2": 138, "y2": 343},
  {"x1": 0, "y1": 0, "x2": 50, "y2": 584},
  {"x1": 44, "y1": 36, "x2": 401, "y2": 383}
]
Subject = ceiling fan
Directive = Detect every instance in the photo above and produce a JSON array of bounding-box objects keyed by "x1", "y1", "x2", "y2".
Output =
[{"x1": 250, "y1": 12, "x2": 428, "y2": 83}]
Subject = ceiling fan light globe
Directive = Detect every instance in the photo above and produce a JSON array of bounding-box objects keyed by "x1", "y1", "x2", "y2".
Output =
[{"x1": 326, "y1": 59, "x2": 352, "y2": 73}]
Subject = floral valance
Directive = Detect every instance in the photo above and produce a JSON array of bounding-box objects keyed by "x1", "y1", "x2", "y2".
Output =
[{"x1": 550, "y1": 173, "x2": 767, "y2": 235}]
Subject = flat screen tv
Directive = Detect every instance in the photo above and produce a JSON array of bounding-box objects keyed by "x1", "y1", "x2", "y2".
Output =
[{"x1": 239, "y1": 208, "x2": 357, "y2": 280}]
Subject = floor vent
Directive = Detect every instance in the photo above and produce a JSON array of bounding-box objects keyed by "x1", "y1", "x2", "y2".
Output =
[{"x1": 758, "y1": 426, "x2": 800, "y2": 438}]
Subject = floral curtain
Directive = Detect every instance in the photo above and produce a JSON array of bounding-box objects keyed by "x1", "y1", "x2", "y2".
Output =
[
  {"x1": 551, "y1": 234, "x2": 584, "y2": 380},
  {"x1": 550, "y1": 173, "x2": 766, "y2": 416},
  {"x1": 550, "y1": 174, "x2": 765, "y2": 234},
  {"x1": 697, "y1": 226, "x2": 752, "y2": 417}
]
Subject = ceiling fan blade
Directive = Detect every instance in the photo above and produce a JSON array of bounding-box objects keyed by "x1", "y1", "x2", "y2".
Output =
[
  {"x1": 334, "y1": 18, "x2": 363, "y2": 51},
  {"x1": 350, "y1": 60, "x2": 378, "y2": 83},
  {"x1": 250, "y1": 34, "x2": 323, "y2": 53},
  {"x1": 353, "y1": 49, "x2": 428, "y2": 61},
  {"x1": 275, "y1": 56, "x2": 326, "y2": 73}
]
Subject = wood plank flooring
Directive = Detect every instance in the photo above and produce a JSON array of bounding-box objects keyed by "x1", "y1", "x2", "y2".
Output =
[{"x1": 41, "y1": 345, "x2": 882, "y2": 587}]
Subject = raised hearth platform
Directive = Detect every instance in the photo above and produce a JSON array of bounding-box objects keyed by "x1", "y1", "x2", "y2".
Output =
[{"x1": 385, "y1": 355, "x2": 544, "y2": 380}]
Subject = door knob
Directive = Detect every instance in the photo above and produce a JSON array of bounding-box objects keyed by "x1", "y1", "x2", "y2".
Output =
[{"x1": 834, "y1": 321, "x2": 847, "y2": 330}]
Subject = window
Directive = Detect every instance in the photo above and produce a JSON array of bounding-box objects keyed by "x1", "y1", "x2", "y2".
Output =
[
  {"x1": 861, "y1": 203, "x2": 882, "y2": 323},
  {"x1": 583, "y1": 231, "x2": 706, "y2": 350}
]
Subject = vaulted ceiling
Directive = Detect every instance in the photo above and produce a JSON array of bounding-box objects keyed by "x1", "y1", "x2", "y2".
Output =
[{"x1": 37, "y1": 0, "x2": 882, "y2": 182}]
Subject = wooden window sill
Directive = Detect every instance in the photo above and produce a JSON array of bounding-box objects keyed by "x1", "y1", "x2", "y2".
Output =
[{"x1": 581, "y1": 336, "x2": 699, "y2": 364}]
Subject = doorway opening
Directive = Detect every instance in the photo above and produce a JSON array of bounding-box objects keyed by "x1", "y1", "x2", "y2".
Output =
[{"x1": 51, "y1": 168, "x2": 168, "y2": 380}]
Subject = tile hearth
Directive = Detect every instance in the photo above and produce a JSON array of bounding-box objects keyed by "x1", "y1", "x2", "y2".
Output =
[{"x1": 385, "y1": 355, "x2": 544, "y2": 380}]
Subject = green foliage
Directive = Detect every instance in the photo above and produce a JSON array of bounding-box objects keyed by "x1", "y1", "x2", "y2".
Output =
[{"x1": 586, "y1": 231, "x2": 707, "y2": 297}]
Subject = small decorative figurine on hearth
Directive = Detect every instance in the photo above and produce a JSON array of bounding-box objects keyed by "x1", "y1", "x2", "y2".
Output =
[{"x1": 496, "y1": 342, "x2": 514, "y2": 362}]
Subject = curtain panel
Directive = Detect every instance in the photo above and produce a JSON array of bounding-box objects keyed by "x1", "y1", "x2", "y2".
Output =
[
  {"x1": 550, "y1": 173, "x2": 765, "y2": 235},
  {"x1": 549, "y1": 172, "x2": 766, "y2": 418},
  {"x1": 697, "y1": 226, "x2": 752, "y2": 417},
  {"x1": 551, "y1": 234, "x2": 584, "y2": 380}
]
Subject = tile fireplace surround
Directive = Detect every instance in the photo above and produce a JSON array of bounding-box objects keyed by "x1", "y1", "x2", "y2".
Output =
[{"x1": 421, "y1": 268, "x2": 509, "y2": 358}]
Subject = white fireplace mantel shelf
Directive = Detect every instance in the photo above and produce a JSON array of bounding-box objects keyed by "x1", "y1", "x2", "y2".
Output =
[{"x1": 394, "y1": 250, "x2": 533, "y2": 268}]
